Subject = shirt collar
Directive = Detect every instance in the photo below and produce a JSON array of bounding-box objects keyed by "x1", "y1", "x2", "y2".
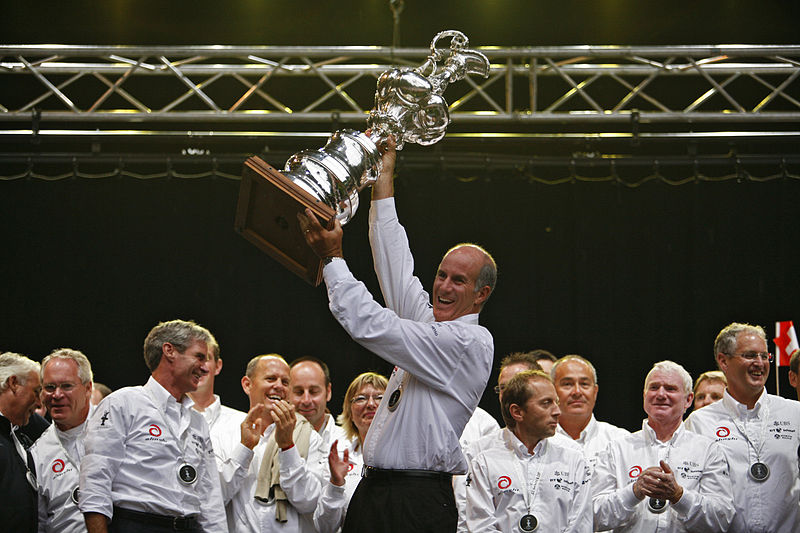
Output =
[
  {"x1": 145, "y1": 376, "x2": 195, "y2": 411},
  {"x1": 642, "y1": 418, "x2": 685, "y2": 445},
  {"x1": 504, "y1": 427, "x2": 548, "y2": 458},
  {"x1": 721, "y1": 387, "x2": 767, "y2": 416}
]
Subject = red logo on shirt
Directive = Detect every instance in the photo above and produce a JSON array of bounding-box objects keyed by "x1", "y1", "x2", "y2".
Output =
[
  {"x1": 628, "y1": 466, "x2": 642, "y2": 478},
  {"x1": 497, "y1": 475, "x2": 512, "y2": 489},
  {"x1": 347, "y1": 463, "x2": 355, "y2": 472},
  {"x1": 148, "y1": 424, "x2": 162, "y2": 437},
  {"x1": 716, "y1": 426, "x2": 730, "y2": 438},
  {"x1": 52, "y1": 459, "x2": 65, "y2": 473}
]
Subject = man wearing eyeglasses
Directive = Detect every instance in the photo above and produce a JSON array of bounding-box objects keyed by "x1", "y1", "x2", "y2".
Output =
[
  {"x1": 30, "y1": 348, "x2": 94, "y2": 533},
  {"x1": 686, "y1": 322, "x2": 800, "y2": 533}
]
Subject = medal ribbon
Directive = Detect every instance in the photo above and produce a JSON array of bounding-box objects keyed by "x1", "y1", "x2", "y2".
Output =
[
  {"x1": 723, "y1": 400, "x2": 769, "y2": 464},
  {"x1": 144, "y1": 388, "x2": 193, "y2": 468}
]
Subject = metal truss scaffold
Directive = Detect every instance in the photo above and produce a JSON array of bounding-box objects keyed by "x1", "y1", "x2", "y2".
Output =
[{"x1": 1, "y1": 44, "x2": 800, "y2": 140}]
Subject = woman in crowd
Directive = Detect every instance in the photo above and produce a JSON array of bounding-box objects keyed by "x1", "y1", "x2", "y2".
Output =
[{"x1": 314, "y1": 372, "x2": 388, "y2": 533}]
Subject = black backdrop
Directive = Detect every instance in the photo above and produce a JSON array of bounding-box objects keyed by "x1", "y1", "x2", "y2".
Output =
[
  {"x1": 2, "y1": 0, "x2": 800, "y2": 430},
  {"x1": 3, "y1": 170, "x2": 799, "y2": 430}
]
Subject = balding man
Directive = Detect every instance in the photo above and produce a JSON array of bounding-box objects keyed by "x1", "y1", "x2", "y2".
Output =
[
  {"x1": 552, "y1": 355, "x2": 629, "y2": 470},
  {"x1": 215, "y1": 354, "x2": 324, "y2": 533},
  {"x1": 80, "y1": 319, "x2": 227, "y2": 533},
  {"x1": 31, "y1": 348, "x2": 94, "y2": 533},
  {"x1": 0, "y1": 352, "x2": 42, "y2": 533},
  {"x1": 686, "y1": 322, "x2": 800, "y2": 533},
  {"x1": 300, "y1": 136, "x2": 496, "y2": 533},
  {"x1": 289, "y1": 357, "x2": 345, "y2": 451}
]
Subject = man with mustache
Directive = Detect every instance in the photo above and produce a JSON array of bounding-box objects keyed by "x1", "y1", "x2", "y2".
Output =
[
  {"x1": 686, "y1": 322, "x2": 800, "y2": 533},
  {"x1": 80, "y1": 319, "x2": 227, "y2": 533}
]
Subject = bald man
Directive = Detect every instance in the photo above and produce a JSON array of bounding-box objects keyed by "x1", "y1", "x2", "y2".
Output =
[{"x1": 301, "y1": 136, "x2": 497, "y2": 533}]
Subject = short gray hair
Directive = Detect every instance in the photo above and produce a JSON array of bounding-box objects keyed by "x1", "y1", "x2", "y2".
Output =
[
  {"x1": 714, "y1": 322, "x2": 766, "y2": 361},
  {"x1": 551, "y1": 355, "x2": 598, "y2": 384},
  {"x1": 645, "y1": 360, "x2": 693, "y2": 396},
  {"x1": 143, "y1": 320, "x2": 213, "y2": 372},
  {"x1": 0, "y1": 352, "x2": 40, "y2": 393},
  {"x1": 41, "y1": 348, "x2": 93, "y2": 384}
]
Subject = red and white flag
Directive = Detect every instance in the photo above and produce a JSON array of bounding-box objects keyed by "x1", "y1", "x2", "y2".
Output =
[{"x1": 774, "y1": 321, "x2": 799, "y2": 367}]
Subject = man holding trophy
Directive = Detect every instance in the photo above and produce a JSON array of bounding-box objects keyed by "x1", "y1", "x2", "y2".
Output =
[
  {"x1": 299, "y1": 130, "x2": 496, "y2": 531},
  {"x1": 240, "y1": 30, "x2": 496, "y2": 532}
]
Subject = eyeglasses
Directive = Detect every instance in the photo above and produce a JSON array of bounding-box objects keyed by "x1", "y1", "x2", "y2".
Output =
[
  {"x1": 727, "y1": 352, "x2": 774, "y2": 363},
  {"x1": 351, "y1": 394, "x2": 384, "y2": 405},
  {"x1": 42, "y1": 382, "x2": 80, "y2": 394},
  {"x1": 493, "y1": 384, "x2": 505, "y2": 395}
]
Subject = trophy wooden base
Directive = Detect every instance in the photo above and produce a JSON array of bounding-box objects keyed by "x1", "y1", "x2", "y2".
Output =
[{"x1": 235, "y1": 156, "x2": 336, "y2": 286}]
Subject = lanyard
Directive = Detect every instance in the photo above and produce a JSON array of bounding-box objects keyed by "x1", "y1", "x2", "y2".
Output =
[
  {"x1": 724, "y1": 400, "x2": 769, "y2": 461},
  {"x1": 514, "y1": 443, "x2": 544, "y2": 516}
]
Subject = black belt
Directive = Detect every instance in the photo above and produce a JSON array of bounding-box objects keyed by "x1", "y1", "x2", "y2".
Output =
[
  {"x1": 362, "y1": 465, "x2": 453, "y2": 481},
  {"x1": 113, "y1": 506, "x2": 199, "y2": 531}
]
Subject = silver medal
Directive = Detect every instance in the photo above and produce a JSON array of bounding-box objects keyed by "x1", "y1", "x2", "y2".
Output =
[
  {"x1": 648, "y1": 497, "x2": 669, "y2": 513},
  {"x1": 749, "y1": 462, "x2": 770, "y2": 482},
  {"x1": 519, "y1": 514, "x2": 538, "y2": 531},
  {"x1": 178, "y1": 463, "x2": 198, "y2": 484}
]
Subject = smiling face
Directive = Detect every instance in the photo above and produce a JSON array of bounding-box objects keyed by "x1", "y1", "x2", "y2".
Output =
[
  {"x1": 42, "y1": 358, "x2": 92, "y2": 431},
  {"x1": 553, "y1": 359, "x2": 598, "y2": 424},
  {"x1": 717, "y1": 331, "x2": 770, "y2": 405},
  {"x1": 350, "y1": 383, "x2": 385, "y2": 440},
  {"x1": 243, "y1": 357, "x2": 290, "y2": 411},
  {"x1": 169, "y1": 339, "x2": 210, "y2": 395},
  {"x1": 693, "y1": 379, "x2": 725, "y2": 410},
  {"x1": 432, "y1": 246, "x2": 490, "y2": 322},
  {"x1": 289, "y1": 361, "x2": 330, "y2": 431},
  {"x1": 644, "y1": 369, "x2": 692, "y2": 431},
  {"x1": 5, "y1": 370, "x2": 42, "y2": 427}
]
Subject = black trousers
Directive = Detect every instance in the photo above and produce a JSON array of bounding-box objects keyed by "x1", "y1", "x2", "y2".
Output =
[
  {"x1": 342, "y1": 471, "x2": 456, "y2": 533},
  {"x1": 109, "y1": 507, "x2": 200, "y2": 533}
]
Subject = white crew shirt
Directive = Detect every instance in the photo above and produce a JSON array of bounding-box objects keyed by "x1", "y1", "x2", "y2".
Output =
[
  {"x1": 460, "y1": 407, "x2": 501, "y2": 451},
  {"x1": 465, "y1": 427, "x2": 592, "y2": 533},
  {"x1": 31, "y1": 421, "x2": 88, "y2": 533},
  {"x1": 79, "y1": 377, "x2": 228, "y2": 532},
  {"x1": 592, "y1": 420, "x2": 734, "y2": 533},
  {"x1": 215, "y1": 419, "x2": 325, "y2": 533},
  {"x1": 318, "y1": 413, "x2": 347, "y2": 454},
  {"x1": 322, "y1": 197, "x2": 494, "y2": 473},
  {"x1": 685, "y1": 388, "x2": 800, "y2": 533},
  {"x1": 313, "y1": 437, "x2": 364, "y2": 533},
  {"x1": 556, "y1": 415, "x2": 630, "y2": 470},
  {"x1": 197, "y1": 395, "x2": 246, "y2": 460}
]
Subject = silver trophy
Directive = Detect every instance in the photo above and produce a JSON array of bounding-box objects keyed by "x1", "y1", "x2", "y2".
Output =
[
  {"x1": 236, "y1": 30, "x2": 489, "y2": 284},
  {"x1": 282, "y1": 30, "x2": 490, "y2": 224}
]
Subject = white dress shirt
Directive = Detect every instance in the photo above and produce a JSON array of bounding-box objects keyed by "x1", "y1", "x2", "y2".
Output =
[
  {"x1": 318, "y1": 413, "x2": 347, "y2": 454},
  {"x1": 556, "y1": 415, "x2": 630, "y2": 471},
  {"x1": 685, "y1": 389, "x2": 800, "y2": 533},
  {"x1": 322, "y1": 197, "x2": 494, "y2": 473},
  {"x1": 312, "y1": 437, "x2": 364, "y2": 533},
  {"x1": 31, "y1": 421, "x2": 88, "y2": 533},
  {"x1": 198, "y1": 394, "x2": 246, "y2": 453},
  {"x1": 592, "y1": 420, "x2": 734, "y2": 533},
  {"x1": 79, "y1": 377, "x2": 228, "y2": 532},
  {"x1": 465, "y1": 428, "x2": 592, "y2": 533},
  {"x1": 215, "y1": 420, "x2": 325, "y2": 533}
]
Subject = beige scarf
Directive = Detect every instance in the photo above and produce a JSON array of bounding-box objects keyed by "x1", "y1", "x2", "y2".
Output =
[{"x1": 253, "y1": 416, "x2": 313, "y2": 522}]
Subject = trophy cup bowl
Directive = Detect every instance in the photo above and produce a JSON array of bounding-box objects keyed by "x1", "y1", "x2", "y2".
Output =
[{"x1": 235, "y1": 30, "x2": 489, "y2": 285}]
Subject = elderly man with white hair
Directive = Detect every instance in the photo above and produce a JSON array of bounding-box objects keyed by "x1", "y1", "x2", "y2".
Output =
[
  {"x1": 0, "y1": 351, "x2": 42, "y2": 533},
  {"x1": 30, "y1": 348, "x2": 95, "y2": 533},
  {"x1": 592, "y1": 361, "x2": 734, "y2": 533}
]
